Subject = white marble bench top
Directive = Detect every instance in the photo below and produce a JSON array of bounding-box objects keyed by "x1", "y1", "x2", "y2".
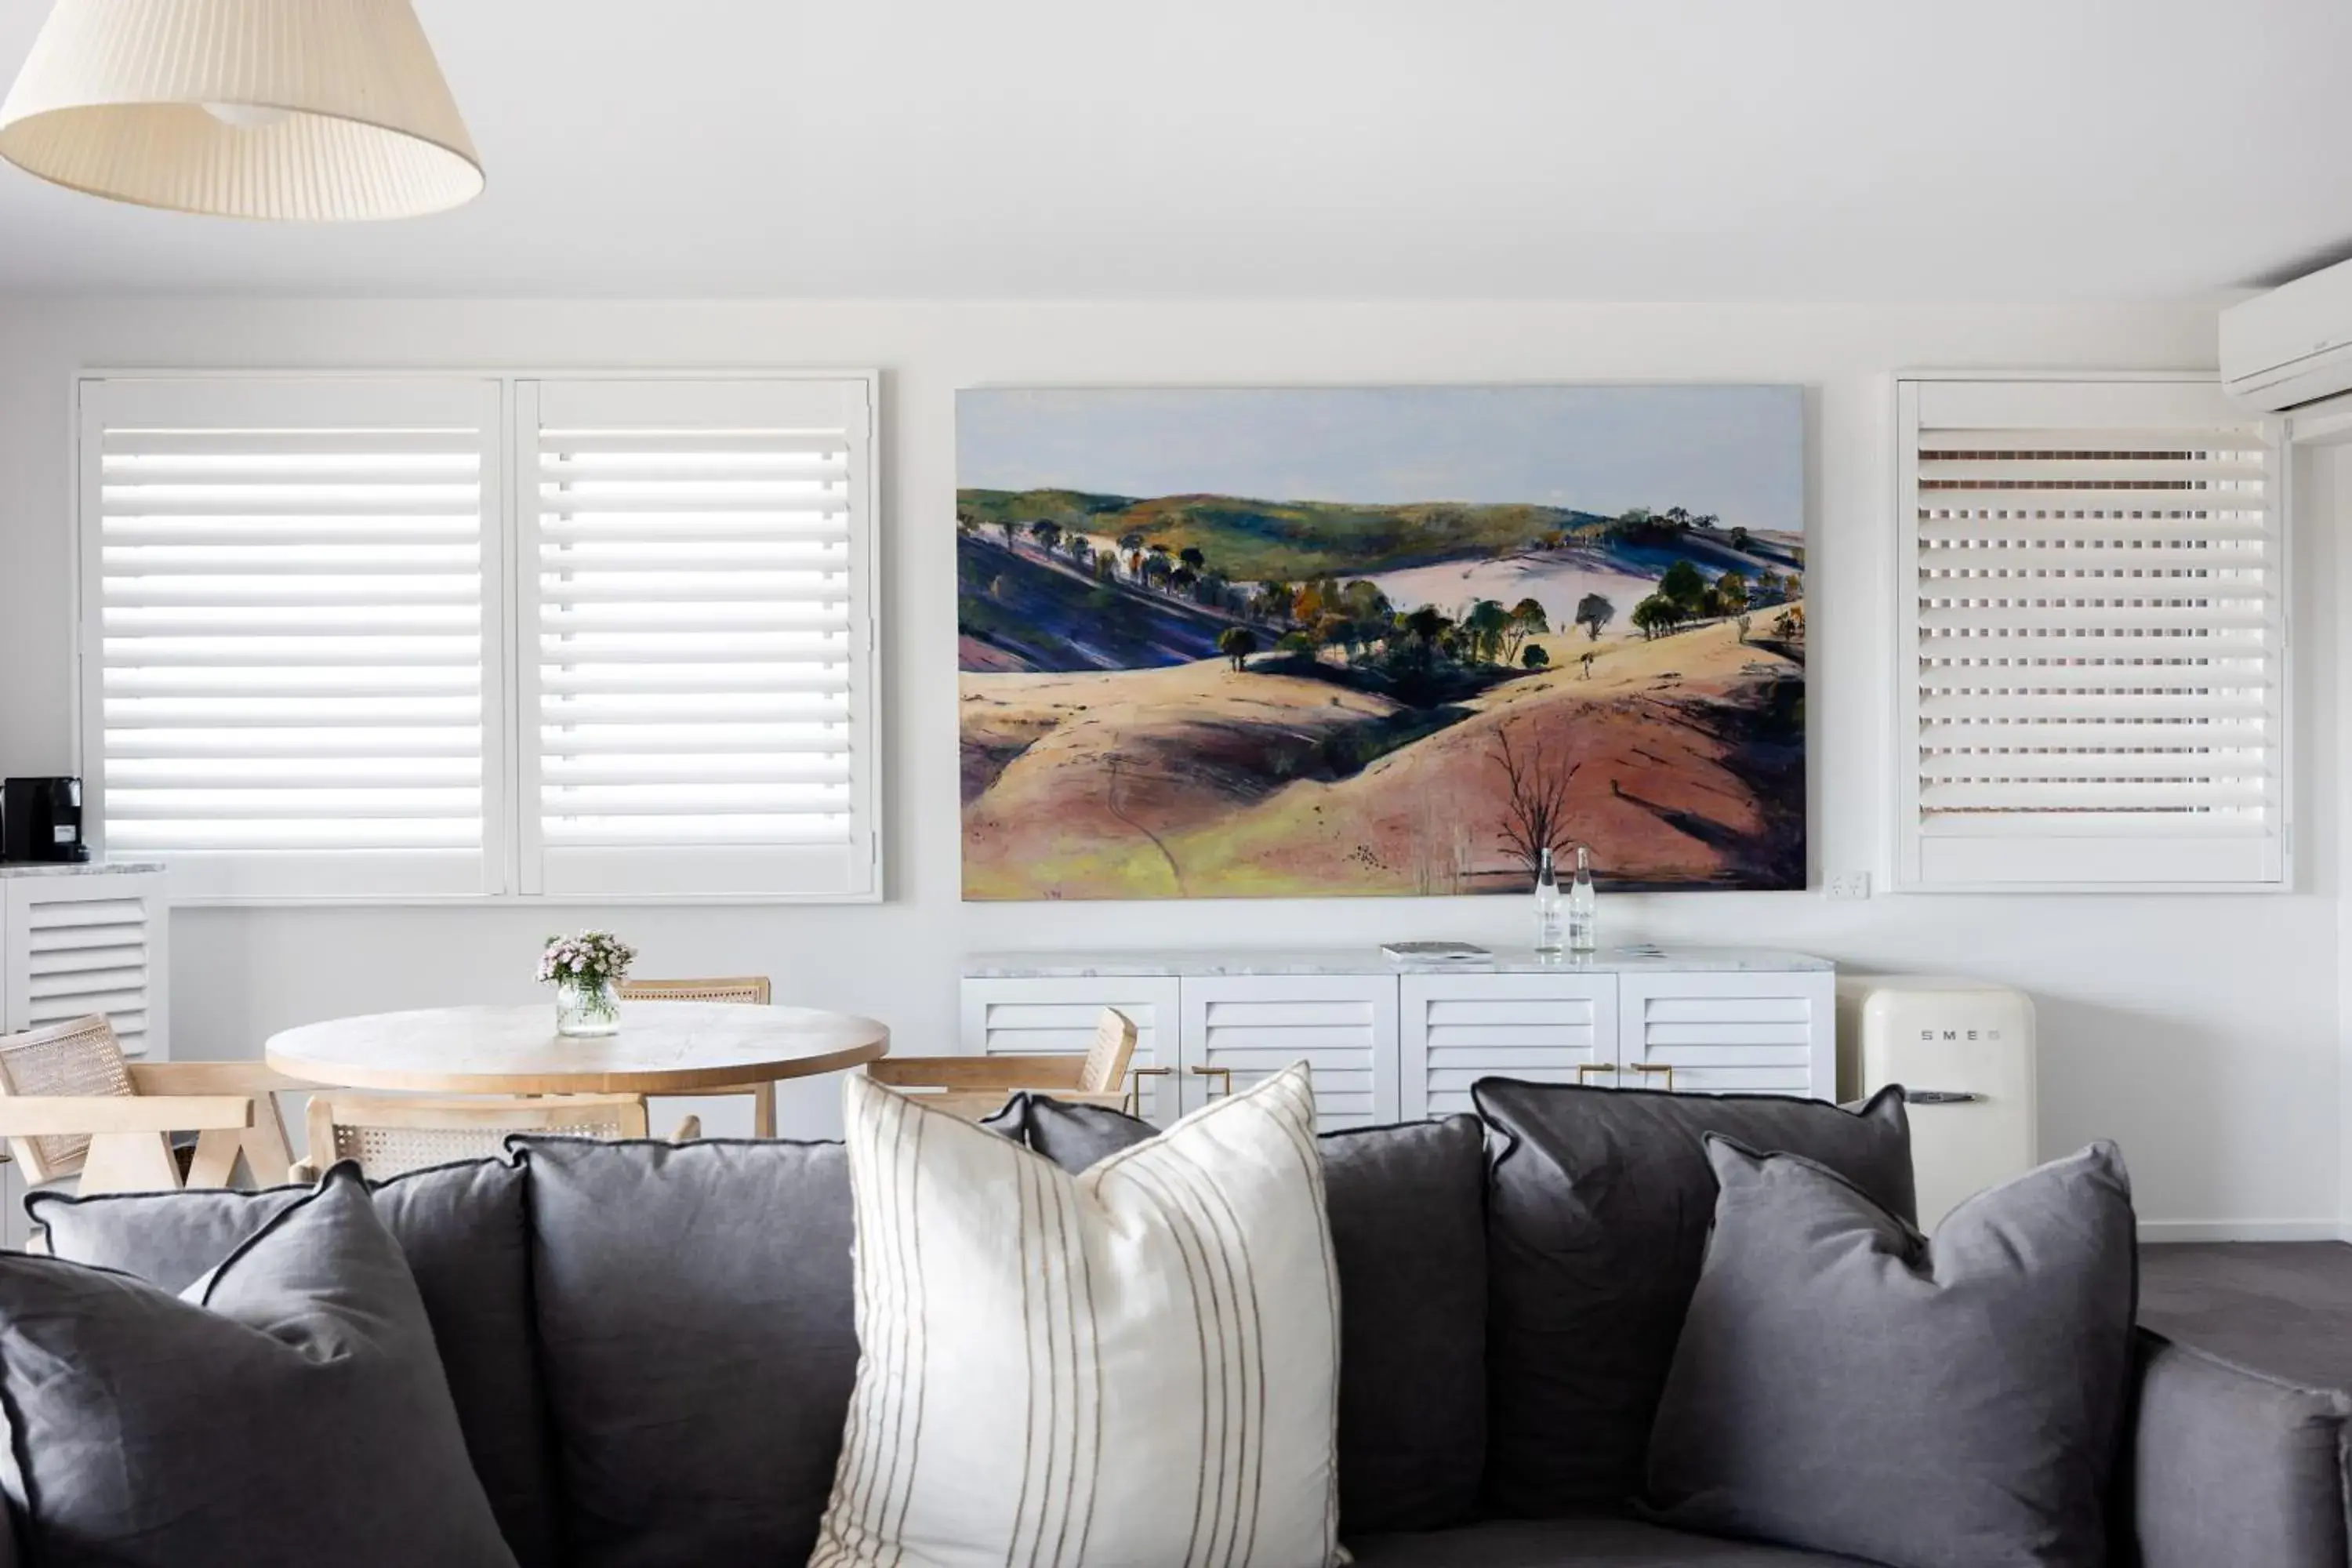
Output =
[
  {"x1": 963, "y1": 946, "x2": 1833, "y2": 978},
  {"x1": 0, "y1": 860, "x2": 163, "y2": 877}
]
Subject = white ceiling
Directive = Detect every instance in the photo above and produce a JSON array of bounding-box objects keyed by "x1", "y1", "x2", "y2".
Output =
[{"x1": 0, "y1": 0, "x2": 2343, "y2": 300}]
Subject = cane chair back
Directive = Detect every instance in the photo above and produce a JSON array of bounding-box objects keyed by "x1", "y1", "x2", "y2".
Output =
[
  {"x1": 618, "y1": 975, "x2": 776, "y2": 1136},
  {"x1": 0, "y1": 1014, "x2": 136, "y2": 1182},
  {"x1": 1076, "y1": 1007, "x2": 1140, "y2": 1094},
  {"x1": 306, "y1": 1094, "x2": 650, "y2": 1181},
  {"x1": 619, "y1": 976, "x2": 771, "y2": 1006}
]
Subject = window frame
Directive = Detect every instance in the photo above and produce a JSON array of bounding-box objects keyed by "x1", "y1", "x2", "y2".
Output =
[
  {"x1": 1889, "y1": 369, "x2": 2292, "y2": 895},
  {"x1": 73, "y1": 368, "x2": 884, "y2": 907}
]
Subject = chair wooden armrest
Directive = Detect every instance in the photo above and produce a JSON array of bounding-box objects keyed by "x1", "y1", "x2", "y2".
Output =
[
  {"x1": 0, "y1": 1096, "x2": 254, "y2": 1136},
  {"x1": 126, "y1": 1063, "x2": 318, "y2": 1095},
  {"x1": 867, "y1": 1055, "x2": 1090, "y2": 1091},
  {"x1": 125, "y1": 1063, "x2": 304, "y2": 1191}
]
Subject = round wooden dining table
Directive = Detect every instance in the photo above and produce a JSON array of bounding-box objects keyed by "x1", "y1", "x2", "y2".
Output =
[{"x1": 265, "y1": 1001, "x2": 890, "y2": 1135}]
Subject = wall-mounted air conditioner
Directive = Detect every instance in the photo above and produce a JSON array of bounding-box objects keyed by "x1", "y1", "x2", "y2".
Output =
[{"x1": 2222, "y1": 255, "x2": 2352, "y2": 411}]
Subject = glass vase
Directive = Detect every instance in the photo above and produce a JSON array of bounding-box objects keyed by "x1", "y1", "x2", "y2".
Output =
[{"x1": 554, "y1": 976, "x2": 621, "y2": 1037}]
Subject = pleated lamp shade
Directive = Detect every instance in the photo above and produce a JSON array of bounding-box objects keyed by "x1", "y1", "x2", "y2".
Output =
[{"x1": 0, "y1": 0, "x2": 482, "y2": 221}]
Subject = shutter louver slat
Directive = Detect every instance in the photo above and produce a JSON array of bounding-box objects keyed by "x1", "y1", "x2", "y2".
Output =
[
  {"x1": 521, "y1": 379, "x2": 876, "y2": 898},
  {"x1": 1896, "y1": 379, "x2": 2285, "y2": 889},
  {"x1": 84, "y1": 379, "x2": 501, "y2": 898}
]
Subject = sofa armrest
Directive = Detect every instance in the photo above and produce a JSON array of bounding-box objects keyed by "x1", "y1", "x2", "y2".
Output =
[{"x1": 2123, "y1": 1327, "x2": 2352, "y2": 1568}]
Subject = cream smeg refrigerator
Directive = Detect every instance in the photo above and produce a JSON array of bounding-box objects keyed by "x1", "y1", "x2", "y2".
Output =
[{"x1": 1836, "y1": 975, "x2": 2038, "y2": 1231}]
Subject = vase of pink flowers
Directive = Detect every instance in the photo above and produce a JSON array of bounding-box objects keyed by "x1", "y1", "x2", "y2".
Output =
[{"x1": 540, "y1": 931, "x2": 635, "y2": 1037}]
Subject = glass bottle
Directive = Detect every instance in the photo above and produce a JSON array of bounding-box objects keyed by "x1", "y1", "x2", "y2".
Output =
[
  {"x1": 1533, "y1": 847, "x2": 1563, "y2": 955},
  {"x1": 1568, "y1": 844, "x2": 1598, "y2": 953}
]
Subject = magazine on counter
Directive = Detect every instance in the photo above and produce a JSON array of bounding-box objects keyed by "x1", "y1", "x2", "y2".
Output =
[{"x1": 1380, "y1": 941, "x2": 1494, "y2": 965}]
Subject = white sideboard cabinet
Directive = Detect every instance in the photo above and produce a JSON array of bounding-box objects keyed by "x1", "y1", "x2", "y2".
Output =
[
  {"x1": 962, "y1": 948, "x2": 1833, "y2": 1132},
  {"x1": 0, "y1": 863, "x2": 169, "y2": 1058}
]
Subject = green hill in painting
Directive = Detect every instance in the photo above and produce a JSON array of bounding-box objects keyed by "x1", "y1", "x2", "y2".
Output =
[{"x1": 958, "y1": 488, "x2": 1615, "y2": 581}]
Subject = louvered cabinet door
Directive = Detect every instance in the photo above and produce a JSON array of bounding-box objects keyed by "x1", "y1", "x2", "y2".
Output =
[
  {"x1": 2, "y1": 871, "x2": 169, "y2": 1059},
  {"x1": 958, "y1": 978, "x2": 1180, "y2": 1122},
  {"x1": 1617, "y1": 971, "x2": 1833, "y2": 1098},
  {"x1": 1399, "y1": 972, "x2": 1618, "y2": 1119},
  {"x1": 1177, "y1": 975, "x2": 1399, "y2": 1131}
]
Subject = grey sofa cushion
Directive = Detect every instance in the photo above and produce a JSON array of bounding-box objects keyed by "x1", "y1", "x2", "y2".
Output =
[
  {"x1": 1475, "y1": 1080, "x2": 1913, "y2": 1515},
  {"x1": 1646, "y1": 1138, "x2": 2137, "y2": 1568},
  {"x1": 987, "y1": 1094, "x2": 1489, "y2": 1535},
  {"x1": 980, "y1": 1091, "x2": 1149, "y2": 1168},
  {"x1": 0, "y1": 1164, "x2": 517, "y2": 1568},
  {"x1": 1347, "y1": 1519, "x2": 1872, "y2": 1566},
  {"x1": 516, "y1": 1135, "x2": 857, "y2": 1568},
  {"x1": 28, "y1": 1157, "x2": 554, "y2": 1568},
  {"x1": 2123, "y1": 1330, "x2": 2352, "y2": 1568}
]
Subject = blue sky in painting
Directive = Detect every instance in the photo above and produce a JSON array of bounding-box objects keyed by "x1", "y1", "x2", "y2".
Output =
[{"x1": 957, "y1": 385, "x2": 1804, "y2": 534}]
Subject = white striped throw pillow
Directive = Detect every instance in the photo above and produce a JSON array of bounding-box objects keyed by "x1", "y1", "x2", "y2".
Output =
[{"x1": 811, "y1": 1061, "x2": 1345, "y2": 1568}]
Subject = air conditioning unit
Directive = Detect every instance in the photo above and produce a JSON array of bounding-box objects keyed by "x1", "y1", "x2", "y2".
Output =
[{"x1": 2222, "y1": 255, "x2": 2352, "y2": 411}]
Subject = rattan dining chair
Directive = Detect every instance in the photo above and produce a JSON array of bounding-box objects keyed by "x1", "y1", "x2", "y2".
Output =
[
  {"x1": 291, "y1": 1093, "x2": 652, "y2": 1182},
  {"x1": 619, "y1": 975, "x2": 779, "y2": 1137},
  {"x1": 866, "y1": 1007, "x2": 1145, "y2": 1123},
  {"x1": 0, "y1": 1014, "x2": 307, "y2": 1195}
]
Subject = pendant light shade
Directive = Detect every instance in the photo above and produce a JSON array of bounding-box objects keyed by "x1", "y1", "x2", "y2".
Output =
[{"x1": 0, "y1": 0, "x2": 481, "y2": 221}]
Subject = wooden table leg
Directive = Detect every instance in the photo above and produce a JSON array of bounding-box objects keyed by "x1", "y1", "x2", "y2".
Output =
[{"x1": 750, "y1": 1081, "x2": 776, "y2": 1139}]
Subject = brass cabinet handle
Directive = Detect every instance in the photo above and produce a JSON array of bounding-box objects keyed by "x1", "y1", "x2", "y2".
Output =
[
  {"x1": 1575, "y1": 1062, "x2": 1613, "y2": 1083},
  {"x1": 1631, "y1": 1062, "x2": 1677, "y2": 1091},
  {"x1": 1190, "y1": 1065, "x2": 1235, "y2": 1100},
  {"x1": 1125, "y1": 1065, "x2": 1173, "y2": 1116}
]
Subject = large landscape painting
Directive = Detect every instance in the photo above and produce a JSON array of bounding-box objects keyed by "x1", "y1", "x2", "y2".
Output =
[{"x1": 957, "y1": 386, "x2": 1806, "y2": 900}]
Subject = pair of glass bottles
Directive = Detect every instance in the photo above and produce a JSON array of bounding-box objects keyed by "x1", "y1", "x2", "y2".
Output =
[{"x1": 1533, "y1": 845, "x2": 1596, "y2": 956}]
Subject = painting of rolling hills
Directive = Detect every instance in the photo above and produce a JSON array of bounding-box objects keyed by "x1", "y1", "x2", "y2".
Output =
[{"x1": 957, "y1": 385, "x2": 1806, "y2": 900}]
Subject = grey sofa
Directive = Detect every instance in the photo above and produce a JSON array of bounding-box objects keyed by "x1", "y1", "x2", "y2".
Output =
[{"x1": 16, "y1": 1107, "x2": 2352, "y2": 1567}]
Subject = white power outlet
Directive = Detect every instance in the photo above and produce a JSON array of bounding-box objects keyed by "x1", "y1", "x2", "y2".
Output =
[{"x1": 1825, "y1": 871, "x2": 1872, "y2": 901}]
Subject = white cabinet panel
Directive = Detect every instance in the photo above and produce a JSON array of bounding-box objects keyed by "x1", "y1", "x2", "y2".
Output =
[
  {"x1": 2, "y1": 870, "x2": 169, "y2": 1058},
  {"x1": 1617, "y1": 971, "x2": 1833, "y2": 1098},
  {"x1": 958, "y1": 976, "x2": 1180, "y2": 1120},
  {"x1": 1400, "y1": 972, "x2": 1617, "y2": 1119},
  {"x1": 1179, "y1": 975, "x2": 1398, "y2": 1131},
  {"x1": 960, "y1": 953, "x2": 1835, "y2": 1131}
]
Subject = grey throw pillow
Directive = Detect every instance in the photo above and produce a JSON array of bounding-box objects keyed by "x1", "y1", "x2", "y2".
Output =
[
  {"x1": 1474, "y1": 1080, "x2": 1915, "y2": 1516},
  {"x1": 1646, "y1": 1138, "x2": 2139, "y2": 1568},
  {"x1": 988, "y1": 1094, "x2": 1490, "y2": 1536},
  {"x1": 29, "y1": 1157, "x2": 555, "y2": 1568},
  {"x1": 0, "y1": 1164, "x2": 517, "y2": 1568},
  {"x1": 515, "y1": 1134, "x2": 858, "y2": 1567}
]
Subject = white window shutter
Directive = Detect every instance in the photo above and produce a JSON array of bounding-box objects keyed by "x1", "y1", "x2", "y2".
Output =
[
  {"x1": 516, "y1": 378, "x2": 879, "y2": 899},
  {"x1": 1896, "y1": 377, "x2": 2285, "y2": 890},
  {"x1": 79, "y1": 378, "x2": 505, "y2": 899}
]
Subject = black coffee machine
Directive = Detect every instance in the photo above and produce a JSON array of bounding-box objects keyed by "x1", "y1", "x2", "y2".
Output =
[{"x1": 2, "y1": 777, "x2": 89, "y2": 862}]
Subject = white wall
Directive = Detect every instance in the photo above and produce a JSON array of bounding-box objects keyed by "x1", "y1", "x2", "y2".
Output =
[{"x1": 0, "y1": 296, "x2": 2332, "y2": 1236}]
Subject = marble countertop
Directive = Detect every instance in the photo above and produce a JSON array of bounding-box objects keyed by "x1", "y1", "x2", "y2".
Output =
[
  {"x1": 964, "y1": 945, "x2": 1833, "y2": 978},
  {"x1": 0, "y1": 859, "x2": 163, "y2": 878}
]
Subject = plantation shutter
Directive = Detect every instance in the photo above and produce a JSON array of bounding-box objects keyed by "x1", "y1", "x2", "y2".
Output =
[
  {"x1": 78, "y1": 379, "x2": 504, "y2": 899},
  {"x1": 516, "y1": 379, "x2": 878, "y2": 898},
  {"x1": 1896, "y1": 377, "x2": 2285, "y2": 890}
]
